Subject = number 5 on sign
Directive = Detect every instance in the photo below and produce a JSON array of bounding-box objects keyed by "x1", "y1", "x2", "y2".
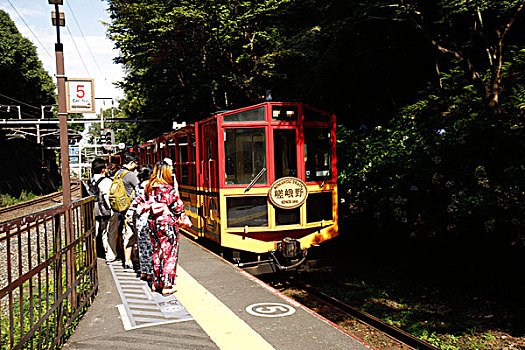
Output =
[{"x1": 66, "y1": 78, "x2": 95, "y2": 113}]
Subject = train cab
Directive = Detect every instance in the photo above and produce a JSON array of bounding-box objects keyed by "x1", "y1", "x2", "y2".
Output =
[{"x1": 136, "y1": 101, "x2": 338, "y2": 271}]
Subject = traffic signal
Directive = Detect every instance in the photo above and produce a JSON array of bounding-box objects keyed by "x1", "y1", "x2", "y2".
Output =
[{"x1": 105, "y1": 129, "x2": 115, "y2": 144}]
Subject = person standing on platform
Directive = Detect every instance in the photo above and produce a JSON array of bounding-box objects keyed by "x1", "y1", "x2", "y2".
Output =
[
  {"x1": 88, "y1": 158, "x2": 117, "y2": 262},
  {"x1": 144, "y1": 159, "x2": 190, "y2": 295},
  {"x1": 130, "y1": 164, "x2": 154, "y2": 280},
  {"x1": 113, "y1": 152, "x2": 140, "y2": 270}
]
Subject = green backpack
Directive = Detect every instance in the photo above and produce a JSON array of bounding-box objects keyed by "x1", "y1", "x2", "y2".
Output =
[{"x1": 109, "y1": 170, "x2": 135, "y2": 212}]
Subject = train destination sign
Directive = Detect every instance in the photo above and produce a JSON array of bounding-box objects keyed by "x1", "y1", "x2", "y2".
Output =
[
  {"x1": 269, "y1": 177, "x2": 308, "y2": 209},
  {"x1": 66, "y1": 78, "x2": 95, "y2": 113}
]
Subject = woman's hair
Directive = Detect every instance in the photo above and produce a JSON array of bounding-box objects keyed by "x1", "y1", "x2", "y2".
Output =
[
  {"x1": 138, "y1": 164, "x2": 153, "y2": 182},
  {"x1": 145, "y1": 160, "x2": 178, "y2": 194}
]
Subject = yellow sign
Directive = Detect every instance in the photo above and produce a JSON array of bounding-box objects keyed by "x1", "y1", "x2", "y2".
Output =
[{"x1": 269, "y1": 177, "x2": 308, "y2": 209}]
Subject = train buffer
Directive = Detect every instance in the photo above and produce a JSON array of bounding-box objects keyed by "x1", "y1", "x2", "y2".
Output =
[{"x1": 64, "y1": 235, "x2": 370, "y2": 350}]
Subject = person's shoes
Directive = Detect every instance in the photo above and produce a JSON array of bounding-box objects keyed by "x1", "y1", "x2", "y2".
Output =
[
  {"x1": 162, "y1": 286, "x2": 177, "y2": 296},
  {"x1": 123, "y1": 262, "x2": 134, "y2": 270}
]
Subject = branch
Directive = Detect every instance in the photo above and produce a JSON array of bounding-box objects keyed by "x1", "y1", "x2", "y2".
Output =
[{"x1": 404, "y1": 5, "x2": 489, "y2": 98}]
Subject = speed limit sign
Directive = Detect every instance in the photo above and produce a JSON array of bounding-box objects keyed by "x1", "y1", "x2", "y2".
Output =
[{"x1": 66, "y1": 78, "x2": 95, "y2": 113}]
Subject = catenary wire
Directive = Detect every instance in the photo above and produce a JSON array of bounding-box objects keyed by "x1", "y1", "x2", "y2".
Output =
[
  {"x1": 65, "y1": 25, "x2": 91, "y2": 77},
  {"x1": 5, "y1": 0, "x2": 53, "y2": 59},
  {"x1": 0, "y1": 92, "x2": 41, "y2": 111},
  {"x1": 65, "y1": 1, "x2": 106, "y2": 78}
]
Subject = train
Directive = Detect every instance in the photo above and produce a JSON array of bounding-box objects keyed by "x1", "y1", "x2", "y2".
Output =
[{"x1": 116, "y1": 101, "x2": 338, "y2": 274}]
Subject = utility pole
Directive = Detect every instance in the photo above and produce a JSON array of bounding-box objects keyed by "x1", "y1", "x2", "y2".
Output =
[{"x1": 50, "y1": 0, "x2": 70, "y2": 205}]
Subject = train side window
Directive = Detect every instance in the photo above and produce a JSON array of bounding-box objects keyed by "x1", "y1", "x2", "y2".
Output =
[
  {"x1": 303, "y1": 107, "x2": 330, "y2": 121},
  {"x1": 224, "y1": 128, "x2": 267, "y2": 185},
  {"x1": 304, "y1": 128, "x2": 331, "y2": 182},
  {"x1": 227, "y1": 196, "x2": 268, "y2": 227},
  {"x1": 189, "y1": 134, "x2": 196, "y2": 185},
  {"x1": 177, "y1": 137, "x2": 189, "y2": 185},
  {"x1": 223, "y1": 106, "x2": 265, "y2": 122},
  {"x1": 272, "y1": 105, "x2": 297, "y2": 121}
]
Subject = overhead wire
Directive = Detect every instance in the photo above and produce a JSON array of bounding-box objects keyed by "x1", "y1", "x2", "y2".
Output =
[
  {"x1": 0, "y1": 92, "x2": 41, "y2": 111},
  {"x1": 5, "y1": 0, "x2": 53, "y2": 59},
  {"x1": 65, "y1": 25, "x2": 91, "y2": 77},
  {"x1": 65, "y1": 1, "x2": 106, "y2": 78}
]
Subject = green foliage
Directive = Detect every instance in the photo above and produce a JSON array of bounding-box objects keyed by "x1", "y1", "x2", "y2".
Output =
[
  {"x1": 0, "y1": 190, "x2": 37, "y2": 207},
  {"x1": 338, "y1": 51, "x2": 525, "y2": 246},
  {"x1": 0, "y1": 10, "x2": 55, "y2": 114}
]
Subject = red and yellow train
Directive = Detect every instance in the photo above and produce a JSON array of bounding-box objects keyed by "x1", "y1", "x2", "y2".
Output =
[{"x1": 124, "y1": 101, "x2": 338, "y2": 273}]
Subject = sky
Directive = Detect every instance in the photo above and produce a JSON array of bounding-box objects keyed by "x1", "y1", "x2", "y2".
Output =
[{"x1": 0, "y1": 0, "x2": 125, "y2": 114}]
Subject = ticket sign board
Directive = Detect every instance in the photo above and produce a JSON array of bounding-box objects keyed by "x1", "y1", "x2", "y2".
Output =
[
  {"x1": 66, "y1": 78, "x2": 95, "y2": 113},
  {"x1": 269, "y1": 177, "x2": 308, "y2": 209}
]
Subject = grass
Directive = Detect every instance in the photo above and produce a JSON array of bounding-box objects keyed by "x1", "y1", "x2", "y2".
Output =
[
  {"x1": 0, "y1": 190, "x2": 38, "y2": 208},
  {"x1": 1, "y1": 258, "x2": 96, "y2": 349}
]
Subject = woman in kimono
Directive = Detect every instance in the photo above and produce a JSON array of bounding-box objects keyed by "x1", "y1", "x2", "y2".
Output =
[{"x1": 145, "y1": 159, "x2": 190, "y2": 295}]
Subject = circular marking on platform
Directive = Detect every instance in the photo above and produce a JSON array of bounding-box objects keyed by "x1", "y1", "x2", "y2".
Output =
[
  {"x1": 245, "y1": 302, "x2": 296, "y2": 317},
  {"x1": 162, "y1": 305, "x2": 184, "y2": 312}
]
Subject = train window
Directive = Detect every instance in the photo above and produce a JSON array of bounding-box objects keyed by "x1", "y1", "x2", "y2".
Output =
[
  {"x1": 272, "y1": 105, "x2": 298, "y2": 121},
  {"x1": 223, "y1": 106, "x2": 265, "y2": 122},
  {"x1": 177, "y1": 137, "x2": 189, "y2": 185},
  {"x1": 307, "y1": 192, "x2": 333, "y2": 222},
  {"x1": 273, "y1": 129, "x2": 297, "y2": 179},
  {"x1": 304, "y1": 128, "x2": 331, "y2": 182},
  {"x1": 189, "y1": 134, "x2": 196, "y2": 185},
  {"x1": 275, "y1": 207, "x2": 300, "y2": 226},
  {"x1": 303, "y1": 107, "x2": 330, "y2": 121},
  {"x1": 226, "y1": 196, "x2": 268, "y2": 227},
  {"x1": 224, "y1": 128, "x2": 267, "y2": 185}
]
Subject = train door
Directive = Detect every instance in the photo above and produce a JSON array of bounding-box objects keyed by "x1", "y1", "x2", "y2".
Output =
[
  {"x1": 272, "y1": 127, "x2": 301, "y2": 226},
  {"x1": 199, "y1": 121, "x2": 219, "y2": 242}
]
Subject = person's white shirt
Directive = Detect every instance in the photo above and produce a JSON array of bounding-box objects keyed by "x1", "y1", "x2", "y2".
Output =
[{"x1": 91, "y1": 173, "x2": 111, "y2": 209}]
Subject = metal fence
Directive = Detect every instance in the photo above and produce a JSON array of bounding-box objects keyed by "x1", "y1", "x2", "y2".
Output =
[{"x1": 0, "y1": 196, "x2": 97, "y2": 349}]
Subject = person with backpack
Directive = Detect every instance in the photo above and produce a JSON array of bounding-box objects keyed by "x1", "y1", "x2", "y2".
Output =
[
  {"x1": 88, "y1": 158, "x2": 118, "y2": 262},
  {"x1": 109, "y1": 152, "x2": 140, "y2": 270},
  {"x1": 129, "y1": 164, "x2": 154, "y2": 280}
]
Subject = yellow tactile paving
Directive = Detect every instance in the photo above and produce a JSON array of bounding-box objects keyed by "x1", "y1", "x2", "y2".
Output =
[{"x1": 176, "y1": 266, "x2": 275, "y2": 350}]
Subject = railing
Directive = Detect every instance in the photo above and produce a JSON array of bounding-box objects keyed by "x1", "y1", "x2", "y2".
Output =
[{"x1": 0, "y1": 196, "x2": 97, "y2": 349}]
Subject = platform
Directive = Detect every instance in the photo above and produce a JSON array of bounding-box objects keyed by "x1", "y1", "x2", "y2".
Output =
[{"x1": 64, "y1": 235, "x2": 370, "y2": 350}]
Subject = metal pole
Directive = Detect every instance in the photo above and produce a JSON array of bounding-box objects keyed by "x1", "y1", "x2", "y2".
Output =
[{"x1": 56, "y1": 46, "x2": 71, "y2": 205}]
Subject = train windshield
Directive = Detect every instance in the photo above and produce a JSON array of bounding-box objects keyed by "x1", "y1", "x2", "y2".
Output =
[
  {"x1": 273, "y1": 129, "x2": 297, "y2": 179},
  {"x1": 224, "y1": 128, "x2": 267, "y2": 185},
  {"x1": 304, "y1": 128, "x2": 331, "y2": 182}
]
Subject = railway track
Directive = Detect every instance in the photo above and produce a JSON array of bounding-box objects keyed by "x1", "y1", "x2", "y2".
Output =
[
  {"x1": 186, "y1": 234, "x2": 438, "y2": 350},
  {"x1": 291, "y1": 280, "x2": 440, "y2": 350},
  {"x1": 0, "y1": 183, "x2": 81, "y2": 221}
]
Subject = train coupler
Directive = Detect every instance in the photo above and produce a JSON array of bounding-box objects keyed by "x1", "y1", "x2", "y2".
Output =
[{"x1": 271, "y1": 238, "x2": 308, "y2": 271}]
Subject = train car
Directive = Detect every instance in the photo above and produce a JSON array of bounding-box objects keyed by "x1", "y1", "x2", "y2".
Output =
[{"x1": 132, "y1": 101, "x2": 338, "y2": 273}]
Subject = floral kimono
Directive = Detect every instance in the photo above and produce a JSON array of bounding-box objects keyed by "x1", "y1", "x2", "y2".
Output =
[{"x1": 145, "y1": 184, "x2": 190, "y2": 290}]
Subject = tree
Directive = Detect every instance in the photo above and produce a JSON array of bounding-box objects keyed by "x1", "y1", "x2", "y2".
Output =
[
  {"x1": 376, "y1": 1, "x2": 525, "y2": 116},
  {"x1": 0, "y1": 10, "x2": 56, "y2": 116}
]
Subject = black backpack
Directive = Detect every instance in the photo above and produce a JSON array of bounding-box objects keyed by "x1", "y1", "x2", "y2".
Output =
[{"x1": 88, "y1": 177, "x2": 112, "y2": 217}]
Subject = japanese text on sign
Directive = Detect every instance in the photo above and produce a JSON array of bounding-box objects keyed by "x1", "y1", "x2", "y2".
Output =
[{"x1": 269, "y1": 177, "x2": 308, "y2": 209}]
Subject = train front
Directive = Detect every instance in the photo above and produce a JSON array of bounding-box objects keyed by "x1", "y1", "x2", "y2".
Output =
[{"x1": 210, "y1": 102, "x2": 338, "y2": 274}]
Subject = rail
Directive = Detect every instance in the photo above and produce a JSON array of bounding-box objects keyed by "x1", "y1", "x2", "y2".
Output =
[
  {"x1": 0, "y1": 196, "x2": 97, "y2": 349},
  {"x1": 0, "y1": 183, "x2": 81, "y2": 217}
]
